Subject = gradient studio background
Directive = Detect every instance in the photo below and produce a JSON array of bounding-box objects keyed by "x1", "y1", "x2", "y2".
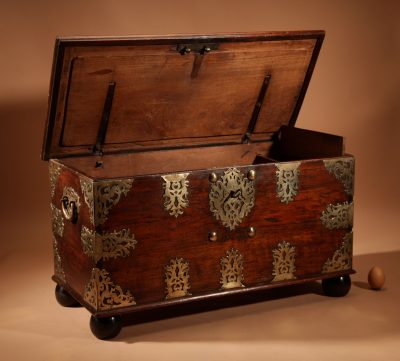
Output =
[{"x1": 0, "y1": 0, "x2": 399, "y2": 357}]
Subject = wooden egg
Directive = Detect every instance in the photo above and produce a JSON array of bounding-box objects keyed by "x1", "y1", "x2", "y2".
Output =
[{"x1": 368, "y1": 266, "x2": 385, "y2": 290}]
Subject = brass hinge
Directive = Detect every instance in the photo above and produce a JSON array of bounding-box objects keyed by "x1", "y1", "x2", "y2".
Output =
[{"x1": 176, "y1": 43, "x2": 219, "y2": 55}]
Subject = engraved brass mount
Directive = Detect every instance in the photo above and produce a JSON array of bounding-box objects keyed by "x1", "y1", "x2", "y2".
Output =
[
  {"x1": 164, "y1": 258, "x2": 191, "y2": 299},
  {"x1": 209, "y1": 168, "x2": 255, "y2": 230},
  {"x1": 272, "y1": 241, "x2": 296, "y2": 282},
  {"x1": 161, "y1": 173, "x2": 189, "y2": 217},
  {"x1": 80, "y1": 178, "x2": 133, "y2": 227},
  {"x1": 275, "y1": 162, "x2": 301, "y2": 203},
  {"x1": 324, "y1": 158, "x2": 354, "y2": 196},
  {"x1": 220, "y1": 248, "x2": 245, "y2": 289},
  {"x1": 49, "y1": 161, "x2": 62, "y2": 199},
  {"x1": 51, "y1": 203, "x2": 64, "y2": 237},
  {"x1": 322, "y1": 232, "x2": 353, "y2": 273},
  {"x1": 53, "y1": 236, "x2": 65, "y2": 282},
  {"x1": 321, "y1": 202, "x2": 353, "y2": 229},
  {"x1": 81, "y1": 226, "x2": 137, "y2": 263},
  {"x1": 84, "y1": 268, "x2": 136, "y2": 311}
]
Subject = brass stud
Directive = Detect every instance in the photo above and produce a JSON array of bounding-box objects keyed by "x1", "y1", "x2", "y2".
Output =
[
  {"x1": 209, "y1": 231, "x2": 217, "y2": 242},
  {"x1": 203, "y1": 47, "x2": 211, "y2": 53},
  {"x1": 248, "y1": 226, "x2": 256, "y2": 238},
  {"x1": 247, "y1": 169, "x2": 256, "y2": 180},
  {"x1": 185, "y1": 47, "x2": 191, "y2": 54},
  {"x1": 209, "y1": 172, "x2": 218, "y2": 183}
]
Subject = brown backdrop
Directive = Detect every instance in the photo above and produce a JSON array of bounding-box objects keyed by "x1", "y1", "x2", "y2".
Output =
[{"x1": 0, "y1": 0, "x2": 399, "y2": 359}]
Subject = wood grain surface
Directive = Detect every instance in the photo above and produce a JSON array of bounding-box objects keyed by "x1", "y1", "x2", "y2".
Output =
[{"x1": 42, "y1": 31, "x2": 324, "y2": 160}]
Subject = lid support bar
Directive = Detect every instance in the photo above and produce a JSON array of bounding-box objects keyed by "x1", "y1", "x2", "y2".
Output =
[
  {"x1": 93, "y1": 81, "x2": 116, "y2": 155},
  {"x1": 242, "y1": 74, "x2": 271, "y2": 144}
]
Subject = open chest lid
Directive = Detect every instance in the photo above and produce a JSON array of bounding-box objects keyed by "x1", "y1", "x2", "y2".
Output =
[{"x1": 42, "y1": 30, "x2": 324, "y2": 160}]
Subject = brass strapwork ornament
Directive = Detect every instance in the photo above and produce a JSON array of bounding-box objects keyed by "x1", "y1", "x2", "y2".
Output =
[
  {"x1": 275, "y1": 162, "x2": 301, "y2": 203},
  {"x1": 161, "y1": 173, "x2": 190, "y2": 217},
  {"x1": 220, "y1": 248, "x2": 245, "y2": 289},
  {"x1": 80, "y1": 178, "x2": 133, "y2": 227},
  {"x1": 164, "y1": 258, "x2": 191, "y2": 299},
  {"x1": 320, "y1": 202, "x2": 353, "y2": 230},
  {"x1": 322, "y1": 232, "x2": 353, "y2": 273},
  {"x1": 81, "y1": 226, "x2": 137, "y2": 263},
  {"x1": 80, "y1": 177, "x2": 95, "y2": 226},
  {"x1": 83, "y1": 268, "x2": 136, "y2": 310},
  {"x1": 323, "y1": 158, "x2": 354, "y2": 196},
  {"x1": 51, "y1": 203, "x2": 64, "y2": 237},
  {"x1": 94, "y1": 179, "x2": 133, "y2": 226},
  {"x1": 272, "y1": 241, "x2": 296, "y2": 282},
  {"x1": 49, "y1": 161, "x2": 62, "y2": 199},
  {"x1": 209, "y1": 168, "x2": 255, "y2": 230},
  {"x1": 53, "y1": 236, "x2": 66, "y2": 282}
]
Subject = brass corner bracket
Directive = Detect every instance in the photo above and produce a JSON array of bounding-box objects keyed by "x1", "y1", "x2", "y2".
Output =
[
  {"x1": 80, "y1": 177, "x2": 133, "y2": 227},
  {"x1": 83, "y1": 268, "x2": 136, "y2": 311},
  {"x1": 322, "y1": 232, "x2": 353, "y2": 273},
  {"x1": 321, "y1": 202, "x2": 353, "y2": 230}
]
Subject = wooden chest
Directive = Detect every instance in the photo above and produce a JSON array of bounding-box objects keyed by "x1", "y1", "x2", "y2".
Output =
[{"x1": 42, "y1": 31, "x2": 355, "y2": 339}]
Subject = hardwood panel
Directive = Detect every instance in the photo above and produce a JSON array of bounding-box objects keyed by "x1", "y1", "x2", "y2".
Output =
[
  {"x1": 79, "y1": 157, "x2": 353, "y2": 306},
  {"x1": 42, "y1": 31, "x2": 324, "y2": 160},
  {"x1": 60, "y1": 142, "x2": 271, "y2": 178}
]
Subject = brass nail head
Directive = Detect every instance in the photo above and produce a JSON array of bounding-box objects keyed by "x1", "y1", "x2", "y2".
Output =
[
  {"x1": 209, "y1": 172, "x2": 217, "y2": 183},
  {"x1": 248, "y1": 169, "x2": 256, "y2": 180},
  {"x1": 204, "y1": 47, "x2": 211, "y2": 53},
  {"x1": 185, "y1": 47, "x2": 191, "y2": 54},
  {"x1": 248, "y1": 226, "x2": 256, "y2": 237},
  {"x1": 209, "y1": 231, "x2": 217, "y2": 242}
]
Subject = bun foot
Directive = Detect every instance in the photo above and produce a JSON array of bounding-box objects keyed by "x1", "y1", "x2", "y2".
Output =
[
  {"x1": 55, "y1": 285, "x2": 81, "y2": 307},
  {"x1": 322, "y1": 275, "x2": 351, "y2": 297},
  {"x1": 90, "y1": 315, "x2": 123, "y2": 340}
]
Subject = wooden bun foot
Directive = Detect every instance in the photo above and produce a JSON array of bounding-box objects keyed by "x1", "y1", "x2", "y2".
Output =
[
  {"x1": 55, "y1": 285, "x2": 81, "y2": 307},
  {"x1": 322, "y1": 275, "x2": 351, "y2": 297},
  {"x1": 90, "y1": 315, "x2": 123, "y2": 340}
]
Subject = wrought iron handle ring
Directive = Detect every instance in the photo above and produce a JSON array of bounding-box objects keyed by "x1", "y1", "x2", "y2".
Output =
[{"x1": 61, "y1": 196, "x2": 78, "y2": 223}]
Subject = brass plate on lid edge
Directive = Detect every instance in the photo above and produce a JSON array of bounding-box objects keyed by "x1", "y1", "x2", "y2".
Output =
[
  {"x1": 161, "y1": 173, "x2": 189, "y2": 217},
  {"x1": 275, "y1": 162, "x2": 301, "y2": 203}
]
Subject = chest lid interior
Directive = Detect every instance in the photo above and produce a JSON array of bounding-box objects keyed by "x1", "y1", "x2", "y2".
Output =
[{"x1": 42, "y1": 31, "x2": 324, "y2": 160}]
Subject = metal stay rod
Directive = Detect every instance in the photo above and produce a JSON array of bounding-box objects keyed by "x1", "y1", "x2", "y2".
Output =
[
  {"x1": 242, "y1": 74, "x2": 271, "y2": 143},
  {"x1": 93, "y1": 81, "x2": 116, "y2": 155}
]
